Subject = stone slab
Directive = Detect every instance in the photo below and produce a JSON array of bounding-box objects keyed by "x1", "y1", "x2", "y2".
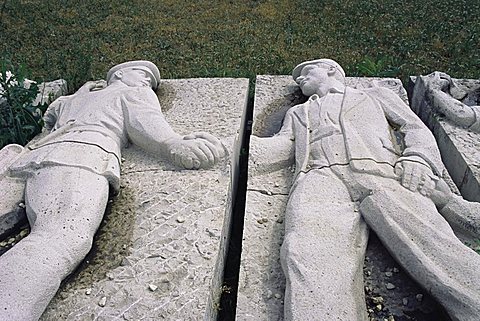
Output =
[
  {"x1": 236, "y1": 75, "x2": 458, "y2": 320},
  {"x1": 408, "y1": 76, "x2": 480, "y2": 202},
  {"x1": 36, "y1": 78, "x2": 248, "y2": 320}
]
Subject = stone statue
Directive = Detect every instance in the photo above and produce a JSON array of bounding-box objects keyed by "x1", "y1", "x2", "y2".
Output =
[
  {"x1": 418, "y1": 71, "x2": 480, "y2": 132},
  {"x1": 250, "y1": 59, "x2": 480, "y2": 321},
  {"x1": 0, "y1": 61, "x2": 224, "y2": 321}
]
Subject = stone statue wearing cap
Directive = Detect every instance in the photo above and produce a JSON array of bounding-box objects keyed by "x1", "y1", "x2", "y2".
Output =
[
  {"x1": 251, "y1": 58, "x2": 480, "y2": 320},
  {"x1": 0, "y1": 61, "x2": 224, "y2": 320}
]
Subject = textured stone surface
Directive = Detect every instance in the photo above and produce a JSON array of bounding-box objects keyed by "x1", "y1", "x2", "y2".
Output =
[
  {"x1": 0, "y1": 79, "x2": 68, "y2": 239},
  {"x1": 238, "y1": 75, "x2": 410, "y2": 321},
  {"x1": 38, "y1": 78, "x2": 248, "y2": 320},
  {"x1": 237, "y1": 75, "x2": 477, "y2": 321},
  {"x1": 408, "y1": 76, "x2": 480, "y2": 202}
]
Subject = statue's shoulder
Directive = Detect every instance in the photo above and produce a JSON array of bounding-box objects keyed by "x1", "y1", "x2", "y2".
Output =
[
  {"x1": 288, "y1": 101, "x2": 309, "y2": 115},
  {"x1": 360, "y1": 86, "x2": 396, "y2": 101}
]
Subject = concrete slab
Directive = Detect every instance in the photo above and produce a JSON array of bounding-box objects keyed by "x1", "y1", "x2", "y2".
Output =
[
  {"x1": 408, "y1": 76, "x2": 480, "y2": 202},
  {"x1": 37, "y1": 78, "x2": 248, "y2": 320}
]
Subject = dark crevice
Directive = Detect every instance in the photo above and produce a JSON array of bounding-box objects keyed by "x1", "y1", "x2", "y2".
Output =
[{"x1": 217, "y1": 81, "x2": 254, "y2": 321}]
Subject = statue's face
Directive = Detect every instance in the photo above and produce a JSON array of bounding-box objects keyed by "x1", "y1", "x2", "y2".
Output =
[
  {"x1": 120, "y1": 68, "x2": 152, "y2": 88},
  {"x1": 296, "y1": 64, "x2": 332, "y2": 97}
]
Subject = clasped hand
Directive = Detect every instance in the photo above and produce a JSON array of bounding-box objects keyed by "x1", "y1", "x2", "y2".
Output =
[
  {"x1": 394, "y1": 160, "x2": 436, "y2": 196},
  {"x1": 168, "y1": 132, "x2": 224, "y2": 169}
]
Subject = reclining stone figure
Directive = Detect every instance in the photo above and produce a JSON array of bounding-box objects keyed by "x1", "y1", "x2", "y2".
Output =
[
  {"x1": 418, "y1": 71, "x2": 480, "y2": 132},
  {"x1": 0, "y1": 60, "x2": 223, "y2": 321},
  {"x1": 250, "y1": 58, "x2": 480, "y2": 321}
]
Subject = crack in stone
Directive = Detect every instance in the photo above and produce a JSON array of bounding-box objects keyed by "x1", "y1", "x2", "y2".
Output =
[{"x1": 247, "y1": 189, "x2": 289, "y2": 196}]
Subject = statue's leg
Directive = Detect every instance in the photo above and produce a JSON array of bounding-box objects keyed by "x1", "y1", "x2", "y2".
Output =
[
  {"x1": 360, "y1": 180, "x2": 480, "y2": 321},
  {"x1": 0, "y1": 166, "x2": 109, "y2": 321},
  {"x1": 280, "y1": 169, "x2": 369, "y2": 321}
]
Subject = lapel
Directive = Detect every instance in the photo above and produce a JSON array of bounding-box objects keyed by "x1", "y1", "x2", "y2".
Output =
[
  {"x1": 292, "y1": 103, "x2": 309, "y2": 128},
  {"x1": 340, "y1": 87, "x2": 368, "y2": 118}
]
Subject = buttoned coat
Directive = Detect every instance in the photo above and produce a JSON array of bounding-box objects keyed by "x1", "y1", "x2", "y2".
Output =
[{"x1": 273, "y1": 86, "x2": 445, "y2": 180}]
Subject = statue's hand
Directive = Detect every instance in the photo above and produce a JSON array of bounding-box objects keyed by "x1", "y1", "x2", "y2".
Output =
[
  {"x1": 77, "y1": 80, "x2": 107, "y2": 94},
  {"x1": 420, "y1": 178, "x2": 452, "y2": 209},
  {"x1": 395, "y1": 160, "x2": 436, "y2": 193},
  {"x1": 425, "y1": 71, "x2": 452, "y2": 92},
  {"x1": 168, "y1": 132, "x2": 224, "y2": 169}
]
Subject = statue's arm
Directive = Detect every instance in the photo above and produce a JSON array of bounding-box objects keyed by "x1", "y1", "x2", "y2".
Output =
[
  {"x1": 428, "y1": 87, "x2": 476, "y2": 128},
  {"x1": 419, "y1": 72, "x2": 478, "y2": 130},
  {"x1": 124, "y1": 88, "x2": 223, "y2": 169},
  {"x1": 42, "y1": 96, "x2": 66, "y2": 131},
  {"x1": 374, "y1": 87, "x2": 444, "y2": 176},
  {"x1": 249, "y1": 109, "x2": 295, "y2": 174}
]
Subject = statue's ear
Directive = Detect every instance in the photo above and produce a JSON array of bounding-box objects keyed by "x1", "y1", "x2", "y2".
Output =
[
  {"x1": 114, "y1": 70, "x2": 123, "y2": 79},
  {"x1": 327, "y1": 66, "x2": 336, "y2": 77}
]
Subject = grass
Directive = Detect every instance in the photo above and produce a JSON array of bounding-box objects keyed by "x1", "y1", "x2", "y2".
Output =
[{"x1": 0, "y1": 0, "x2": 479, "y2": 92}]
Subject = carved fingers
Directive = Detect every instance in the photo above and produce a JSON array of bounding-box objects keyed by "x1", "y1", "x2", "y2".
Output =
[
  {"x1": 395, "y1": 160, "x2": 435, "y2": 193},
  {"x1": 169, "y1": 132, "x2": 225, "y2": 170},
  {"x1": 77, "y1": 80, "x2": 107, "y2": 94},
  {"x1": 425, "y1": 71, "x2": 452, "y2": 92}
]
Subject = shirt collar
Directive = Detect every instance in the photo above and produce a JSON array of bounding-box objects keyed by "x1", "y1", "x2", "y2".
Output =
[{"x1": 308, "y1": 86, "x2": 345, "y2": 101}]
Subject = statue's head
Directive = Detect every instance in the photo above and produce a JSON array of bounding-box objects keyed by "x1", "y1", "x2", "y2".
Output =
[
  {"x1": 107, "y1": 61, "x2": 161, "y2": 90},
  {"x1": 292, "y1": 59, "x2": 345, "y2": 97}
]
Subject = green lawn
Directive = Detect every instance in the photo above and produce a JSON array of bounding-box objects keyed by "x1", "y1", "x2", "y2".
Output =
[{"x1": 1, "y1": 0, "x2": 479, "y2": 91}]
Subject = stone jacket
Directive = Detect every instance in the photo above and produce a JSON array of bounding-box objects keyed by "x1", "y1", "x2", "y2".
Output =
[
  {"x1": 9, "y1": 85, "x2": 177, "y2": 191},
  {"x1": 276, "y1": 86, "x2": 445, "y2": 180}
]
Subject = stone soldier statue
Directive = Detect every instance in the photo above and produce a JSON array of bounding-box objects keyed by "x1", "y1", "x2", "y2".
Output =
[
  {"x1": 251, "y1": 59, "x2": 480, "y2": 321},
  {"x1": 416, "y1": 71, "x2": 480, "y2": 132},
  {"x1": 0, "y1": 61, "x2": 223, "y2": 321}
]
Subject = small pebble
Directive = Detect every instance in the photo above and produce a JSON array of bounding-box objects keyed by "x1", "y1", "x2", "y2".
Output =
[
  {"x1": 372, "y1": 296, "x2": 383, "y2": 304},
  {"x1": 106, "y1": 272, "x2": 114, "y2": 280},
  {"x1": 85, "y1": 288, "x2": 92, "y2": 295},
  {"x1": 276, "y1": 218, "x2": 284, "y2": 223},
  {"x1": 172, "y1": 291, "x2": 180, "y2": 297},
  {"x1": 18, "y1": 202, "x2": 26, "y2": 209},
  {"x1": 7, "y1": 238, "x2": 15, "y2": 244},
  {"x1": 375, "y1": 304, "x2": 382, "y2": 311},
  {"x1": 274, "y1": 293, "x2": 282, "y2": 299},
  {"x1": 0, "y1": 241, "x2": 7, "y2": 247},
  {"x1": 148, "y1": 284, "x2": 158, "y2": 292},
  {"x1": 386, "y1": 283, "x2": 396, "y2": 290},
  {"x1": 261, "y1": 218, "x2": 268, "y2": 223},
  {"x1": 267, "y1": 191, "x2": 272, "y2": 196},
  {"x1": 266, "y1": 290, "x2": 273, "y2": 299},
  {"x1": 416, "y1": 294, "x2": 423, "y2": 301},
  {"x1": 176, "y1": 217, "x2": 185, "y2": 223},
  {"x1": 393, "y1": 267, "x2": 399, "y2": 273},
  {"x1": 274, "y1": 182, "x2": 279, "y2": 187},
  {"x1": 385, "y1": 271, "x2": 393, "y2": 277},
  {"x1": 402, "y1": 298, "x2": 408, "y2": 306},
  {"x1": 98, "y1": 296, "x2": 107, "y2": 307}
]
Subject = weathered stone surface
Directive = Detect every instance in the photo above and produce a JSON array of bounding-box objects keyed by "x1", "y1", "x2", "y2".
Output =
[
  {"x1": 10, "y1": 77, "x2": 247, "y2": 321},
  {"x1": 408, "y1": 75, "x2": 480, "y2": 202},
  {"x1": 238, "y1": 75, "x2": 409, "y2": 321},
  {"x1": 0, "y1": 79, "x2": 68, "y2": 239},
  {"x1": 238, "y1": 73, "x2": 480, "y2": 321}
]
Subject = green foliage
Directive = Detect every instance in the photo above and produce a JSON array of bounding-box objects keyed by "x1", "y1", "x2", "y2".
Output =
[
  {"x1": 0, "y1": 0, "x2": 479, "y2": 90},
  {"x1": 465, "y1": 239, "x2": 480, "y2": 255},
  {"x1": 0, "y1": 60, "x2": 48, "y2": 148},
  {"x1": 355, "y1": 56, "x2": 401, "y2": 78}
]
